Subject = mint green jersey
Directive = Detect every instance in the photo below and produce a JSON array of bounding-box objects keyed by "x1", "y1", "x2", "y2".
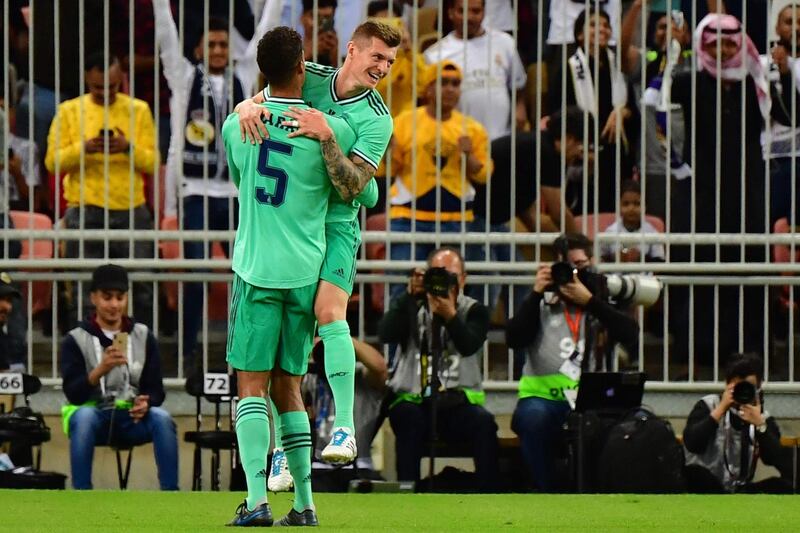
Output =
[
  {"x1": 223, "y1": 97, "x2": 356, "y2": 289},
  {"x1": 263, "y1": 61, "x2": 392, "y2": 223}
]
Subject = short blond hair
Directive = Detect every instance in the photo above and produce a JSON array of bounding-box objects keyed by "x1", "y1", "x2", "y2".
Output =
[{"x1": 352, "y1": 20, "x2": 402, "y2": 48}]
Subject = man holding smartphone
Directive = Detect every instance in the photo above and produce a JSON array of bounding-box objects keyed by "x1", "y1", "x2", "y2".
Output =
[
  {"x1": 301, "y1": 0, "x2": 339, "y2": 66},
  {"x1": 60, "y1": 264, "x2": 178, "y2": 490}
]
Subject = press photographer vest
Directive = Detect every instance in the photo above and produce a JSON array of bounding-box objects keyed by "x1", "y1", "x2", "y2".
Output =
[
  {"x1": 684, "y1": 394, "x2": 756, "y2": 492},
  {"x1": 388, "y1": 294, "x2": 485, "y2": 404},
  {"x1": 182, "y1": 65, "x2": 244, "y2": 179},
  {"x1": 66, "y1": 323, "x2": 149, "y2": 401},
  {"x1": 518, "y1": 298, "x2": 587, "y2": 402}
]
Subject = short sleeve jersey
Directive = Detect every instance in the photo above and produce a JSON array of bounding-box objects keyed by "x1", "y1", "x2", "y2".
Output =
[
  {"x1": 264, "y1": 61, "x2": 393, "y2": 223},
  {"x1": 222, "y1": 97, "x2": 357, "y2": 288}
]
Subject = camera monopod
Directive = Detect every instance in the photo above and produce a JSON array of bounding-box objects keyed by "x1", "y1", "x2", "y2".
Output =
[{"x1": 426, "y1": 314, "x2": 444, "y2": 492}]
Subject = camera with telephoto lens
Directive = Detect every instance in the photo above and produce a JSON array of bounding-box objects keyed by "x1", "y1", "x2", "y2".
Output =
[
  {"x1": 605, "y1": 274, "x2": 663, "y2": 307},
  {"x1": 732, "y1": 381, "x2": 757, "y2": 406},
  {"x1": 423, "y1": 267, "x2": 458, "y2": 298}
]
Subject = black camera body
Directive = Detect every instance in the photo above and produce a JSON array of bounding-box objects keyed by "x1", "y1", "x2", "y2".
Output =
[
  {"x1": 423, "y1": 267, "x2": 458, "y2": 298},
  {"x1": 732, "y1": 381, "x2": 758, "y2": 406}
]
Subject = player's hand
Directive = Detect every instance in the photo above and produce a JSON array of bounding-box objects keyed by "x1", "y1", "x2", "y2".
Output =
[
  {"x1": 408, "y1": 267, "x2": 425, "y2": 297},
  {"x1": 285, "y1": 106, "x2": 334, "y2": 142},
  {"x1": 427, "y1": 291, "x2": 457, "y2": 321},
  {"x1": 533, "y1": 265, "x2": 552, "y2": 294},
  {"x1": 129, "y1": 394, "x2": 150, "y2": 422},
  {"x1": 238, "y1": 98, "x2": 271, "y2": 144},
  {"x1": 100, "y1": 346, "x2": 127, "y2": 375},
  {"x1": 457, "y1": 135, "x2": 473, "y2": 155}
]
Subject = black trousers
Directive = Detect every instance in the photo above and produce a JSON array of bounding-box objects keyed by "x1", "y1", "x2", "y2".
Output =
[{"x1": 388, "y1": 398, "x2": 500, "y2": 492}]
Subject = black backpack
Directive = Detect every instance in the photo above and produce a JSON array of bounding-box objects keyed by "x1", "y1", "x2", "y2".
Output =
[{"x1": 596, "y1": 408, "x2": 686, "y2": 493}]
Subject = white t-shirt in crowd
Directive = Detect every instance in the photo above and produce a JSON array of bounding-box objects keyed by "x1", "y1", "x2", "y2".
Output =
[
  {"x1": 602, "y1": 218, "x2": 666, "y2": 261},
  {"x1": 424, "y1": 29, "x2": 527, "y2": 140},
  {"x1": 547, "y1": 0, "x2": 621, "y2": 45}
]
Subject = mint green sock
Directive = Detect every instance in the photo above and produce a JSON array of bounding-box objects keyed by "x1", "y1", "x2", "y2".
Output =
[
  {"x1": 235, "y1": 397, "x2": 270, "y2": 510},
  {"x1": 269, "y1": 397, "x2": 283, "y2": 448},
  {"x1": 319, "y1": 320, "x2": 355, "y2": 433},
  {"x1": 280, "y1": 411, "x2": 314, "y2": 512}
]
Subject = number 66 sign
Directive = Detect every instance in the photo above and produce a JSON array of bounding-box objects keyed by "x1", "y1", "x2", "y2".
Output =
[{"x1": 0, "y1": 373, "x2": 23, "y2": 395}]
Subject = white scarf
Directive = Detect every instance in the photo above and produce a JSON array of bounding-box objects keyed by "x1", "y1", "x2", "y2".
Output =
[{"x1": 568, "y1": 47, "x2": 628, "y2": 117}]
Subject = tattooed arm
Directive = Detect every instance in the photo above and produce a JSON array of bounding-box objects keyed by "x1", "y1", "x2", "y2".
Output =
[
  {"x1": 320, "y1": 136, "x2": 375, "y2": 202},
  {"x1": 286, "y1": 106, "x2": 375, "y2": 201}
]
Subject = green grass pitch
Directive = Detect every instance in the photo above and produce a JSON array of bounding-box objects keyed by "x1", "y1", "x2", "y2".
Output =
[{"x1": 2, "y1": 491, "x2": 799, "y2": 532}]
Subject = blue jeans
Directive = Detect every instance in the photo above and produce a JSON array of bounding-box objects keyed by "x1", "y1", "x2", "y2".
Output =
[
  {"x1": 467, "y1": 217, "x2": 530, "y2": 311},
  {"x1": 511, "y1": 396, "x2": 570, "y2": 492},
  {"x1": 181, "y1": 195, "x2": 238, "y2": 359},
  {"x1": 769, "y1": 157, "x2": 800, "y2": 226},
  {"x1": 68, "y1": 405, "x2": 179, "y2": 490},
  {"x1": 389, "y1": 218, "x2": 475, "y2": 299}
]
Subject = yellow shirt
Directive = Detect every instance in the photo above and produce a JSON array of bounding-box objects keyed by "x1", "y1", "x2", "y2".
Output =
[
  {"x1": 45, "y1": 93, "x2": 158, "y2": 210},
  {"x1": 376, "y1": 48, "x2": 427, "y2": 118},
  {"x1": 390, "y1": 106, "x2": 490, "y2": 222}
]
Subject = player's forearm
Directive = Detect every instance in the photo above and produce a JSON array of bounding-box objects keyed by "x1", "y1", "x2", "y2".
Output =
[{"x1": 320, "y1": 137, "x2": 374, "y2": 202}]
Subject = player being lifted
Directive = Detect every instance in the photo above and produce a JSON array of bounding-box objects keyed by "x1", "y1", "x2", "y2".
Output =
[
  {"x1": 237, "y1": 19, "x2": 401, "y2": 490},
  {"x1": 223, "y1": 27, "x2": 359, "y2": 527}
]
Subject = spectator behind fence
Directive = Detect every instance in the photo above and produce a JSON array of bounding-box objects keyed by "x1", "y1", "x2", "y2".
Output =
[
  {"x1": 470, "y1": 107, "x2": 583, "y2": 312},
  {"x1": 0, "y1": 273, "x2": 26, "y2": 373},
  {"x1": 45, "y1": 52, "x2": 158, "y2": 331},
  {"x1": 388, "y1": 61, "x2": 490, "y2": 289},
  {"x1": 303, "y1": 338, "x2": 388, "y2": 492},
  {"x1": 424, "y1": 0, "x2": 527, "y2": 140},
  {"x1": 15, "y1": 0, "x2": 107, "y2": 177},
  {"x1": 379, "y1": 247, "x2": 499, "y2": 493},
  {"x1": 60, "y1": 264, "x2": 178, "y2": 490},
  {"x1": 669, "y1": 13, "x2": 768, "y2": 370},
  {"x1": 764, "y1": 1, "x2": 800, "y2": 228},
  {"x1": 154, "y1": 0, "x2": 277, "y2": 373},
  {"x1": 506, "y1": 233, "x2": 639, "y2": 492},
  {"x1": 370, "y1": 1, "x2": 426, "y2": 118},
  {"x1": 300, "y1": 0, "x2": 340, "y2": 67},
  {"x1": 683, "y1": 353, "x2": 793, "y2": 494},
  {"x1": 600, "y1": 180, "x2": 665, "y2": 264},
  {"x1": 0, "y1": 80, "x2": 43, "y2": 213},
  {"x1": 620, "y1": 1, "x2": 692, "y2": 221},
  {"x1": 549, "y1": 8, "x2": 637, "y2": 214}
]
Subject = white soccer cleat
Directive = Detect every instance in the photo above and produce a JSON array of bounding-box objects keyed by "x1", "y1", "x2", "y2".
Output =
[
  {"x1": 267, "y1": 448, "x2": 293, "y2": 492},
  {"x1": 321, "y1": 427, "x2": 357, "y2": 465}
]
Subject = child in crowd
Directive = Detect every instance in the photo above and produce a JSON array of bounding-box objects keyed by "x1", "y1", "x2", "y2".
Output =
[{"x1": 602, "y1": 180, "x2": 665, "y2": 263}]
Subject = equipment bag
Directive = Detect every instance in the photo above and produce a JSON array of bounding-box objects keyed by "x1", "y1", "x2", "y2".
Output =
[{"x1": 596, "y1": 408, "x2": 686, "y2": 493}]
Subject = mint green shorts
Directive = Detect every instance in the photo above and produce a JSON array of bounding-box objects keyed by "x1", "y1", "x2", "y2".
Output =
[
  {"x1": 226, "y1": 274, "x2": 317, "y2": 375},
  {"x1": 319, "y1": 220, "x2": 361, "y2": 295}
]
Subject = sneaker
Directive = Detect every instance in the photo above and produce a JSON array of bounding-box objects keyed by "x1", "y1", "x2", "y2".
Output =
[
  {"x1": 268, "y1": 448, "x2": 293, "y2": 492},
  {"x1": 321, "y1": 427, "x2": 357, "y2": 465},
  {"x1": 227, "y1": 500, "x2": 273, "y2": 527},
  {"x1": 275, "y1": 509, "x2": 319, "y2": 527}
]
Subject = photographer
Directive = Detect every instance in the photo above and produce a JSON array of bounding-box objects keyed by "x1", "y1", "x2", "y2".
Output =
[
  {"x1": 684, "y1": 353, "x2": 793, "y2": 494},
  {"x1": 506, "y1": 233, "x2": 639, "y2": 492},
  {"x1": 378, "y1": 247, "x2": 498, "y2": 492}
]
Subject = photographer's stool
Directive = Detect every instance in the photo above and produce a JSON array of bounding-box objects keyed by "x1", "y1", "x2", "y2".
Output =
[{"x1": 112, "y1": 444, "x2": 135, "y2": 490}]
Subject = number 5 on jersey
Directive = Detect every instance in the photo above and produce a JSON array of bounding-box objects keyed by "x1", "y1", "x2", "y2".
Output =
[{"x1": 256, "y1": 139, "x2": 293, "y2": 207}]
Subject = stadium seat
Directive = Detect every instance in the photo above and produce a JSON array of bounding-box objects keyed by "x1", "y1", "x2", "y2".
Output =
[
  {"x1": 365, "y1": 213, "x2": 387, "y2": 313},
  {"x1": 8, "y1": 211, "x2": 54, "y2": 316},
  {"x1": 158, "y1": 216, "x2": 229, "y2": 321},
  {"x1": 183, "y1": 371, "x2": 237, "y2": 491}
]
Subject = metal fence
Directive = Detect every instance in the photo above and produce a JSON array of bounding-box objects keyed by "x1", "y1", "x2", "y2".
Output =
[{"x1": 1, "y1": 0, "x2": 799, "y2": 390}]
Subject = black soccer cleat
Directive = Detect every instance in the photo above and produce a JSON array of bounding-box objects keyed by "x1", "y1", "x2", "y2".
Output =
[
  {"x1": 227, "y1": 500, "x2": 273, "y2": 527},
  {"x1": 275, "y1": 508, "x2": 319, "y2": 527}
]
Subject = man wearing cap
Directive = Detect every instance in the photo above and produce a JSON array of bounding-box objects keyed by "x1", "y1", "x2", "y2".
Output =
[
  {"x1": 388, "y1": 60, "x2": 490, "y2": 294},
  {"x1": 0, "y1": 272, "x2": 26, "y2": 372},
  {"x1": 60, "y1": 264, "x2": 178, "y2": 490}
]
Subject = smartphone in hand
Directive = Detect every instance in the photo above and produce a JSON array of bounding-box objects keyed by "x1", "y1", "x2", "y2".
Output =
[{"x1": 113, "y1": 332, "x2": 129, "y2": 353}]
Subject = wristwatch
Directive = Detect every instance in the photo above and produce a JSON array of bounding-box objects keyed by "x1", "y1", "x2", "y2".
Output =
[{"x1": 756, "y1": 412, "x2": 769, "y2": 434}]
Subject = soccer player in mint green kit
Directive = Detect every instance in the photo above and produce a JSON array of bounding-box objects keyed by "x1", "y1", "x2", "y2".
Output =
[
  {"x1": 223, "y1": 27, "x2": 357, "y2": 527},
  {"x1": 237, "y1": 20, "x2": 402, "y2": 491}
]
